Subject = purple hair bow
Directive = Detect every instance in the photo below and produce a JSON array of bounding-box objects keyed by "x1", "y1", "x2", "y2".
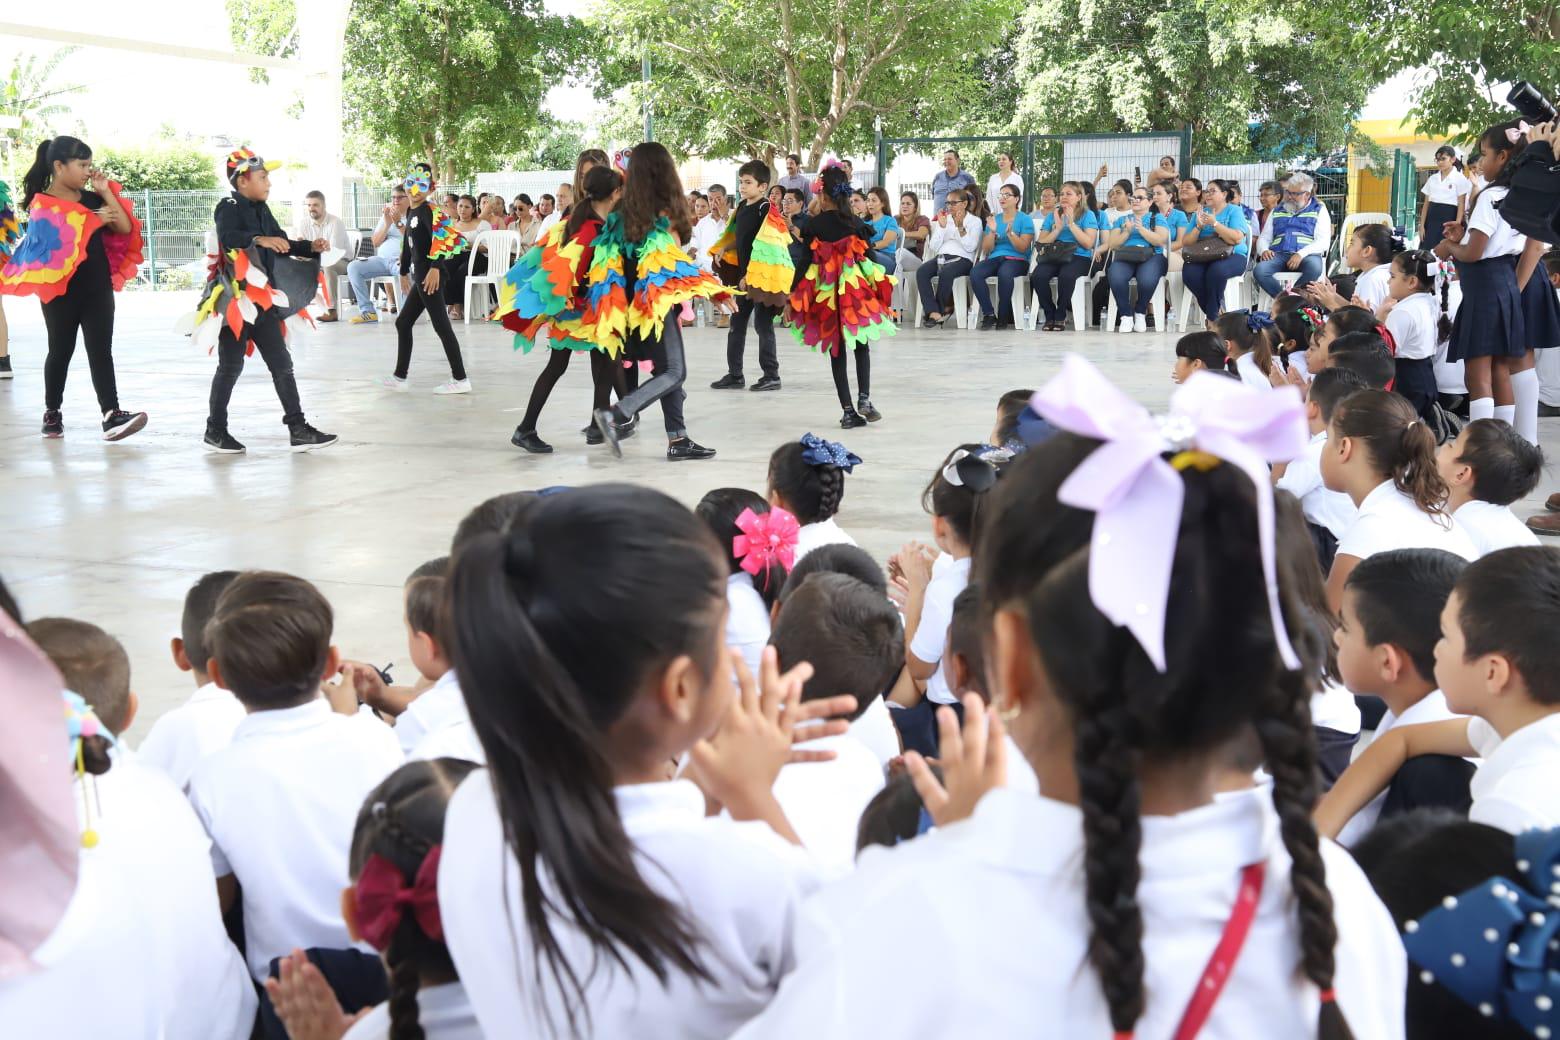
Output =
[{"x1": 1030, "y1": 355, "x2": 1309, "y2": 673}]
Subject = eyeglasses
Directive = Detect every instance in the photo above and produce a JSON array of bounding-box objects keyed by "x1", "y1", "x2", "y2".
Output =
[
  {"x1": 949, "y1": 198, "x2": 967, "y2": 206},
  {"x1": 1131, "y1": 194, "x2": 1150, "y2": 201}
]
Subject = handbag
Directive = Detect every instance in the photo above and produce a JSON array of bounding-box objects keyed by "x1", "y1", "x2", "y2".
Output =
[
  {"x1": 1034, "y1": 240, "x2": 1077, "y2": 265},
  {"x1": 1114, "y1": 245, "x2": 1155, "y2": 264},
  {"x1": 1182, "y1": 233, "x2": 1234, "y2": 264}
]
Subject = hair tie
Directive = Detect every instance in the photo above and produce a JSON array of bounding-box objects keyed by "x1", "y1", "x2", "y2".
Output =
[
  {"x1": 732, "y1": 506, "x2": 799, "y2": 591},
  {"x1": 1505, "y1": 121, "x2": 1532, "y2": 144},
  {"x1": 1297, "y1": 306, "x2": 1325, "y2": 332},
  {"x1": 942, "y1": 446, "x2": 1014, "y2": 492},
  {"x1": 354, "y1": 845, "x2": 444, "y2": 950},
  {"x1": 64, "y1": 690, "x2": 114, "y2": 849},
  {"x1": 1245, "y1": 310, "x2": 1276, "y2": 334},
  {"x1": 1376, "y1": 324, "x2": 1398, "y2": 356},
  {"x1": 799, "y1": 432, "x2": 862, "y2": 472}
]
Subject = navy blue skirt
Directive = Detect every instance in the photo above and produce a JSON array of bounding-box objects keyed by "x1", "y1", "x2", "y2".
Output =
[
  {"x1": 1520, "y1": 263, "x2": 1560, "y2": 351},
  {"x1": 1449, "y1": 255, "x2": 1525, "y2": 361}
]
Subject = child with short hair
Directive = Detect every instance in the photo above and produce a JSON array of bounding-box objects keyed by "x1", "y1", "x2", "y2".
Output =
[
  {"x1": 769, "y1": 571, "x2": 898, "y2": 872},
  {"x1": 1328, "y1": 345, "x2": 1396, "y2": 391},
  {"x1": 186, "y1": 571, "x2": 404, "y2": 987},
  {"x1": 1436, "y1": 418, "x2": 1543, "y2": 556},
  {"x1": 138, "y1": 570, "x2": 246, "y2": 790},
  {"x1": 393, "y1": 557, "x2": 482, "y2": 762},
  {"x1": 710, "y1": 159, "x2": 790, "y2": 391},
  {"x1": 697, "y1": 487, "x2": 795, "y2": 676},
  {"x1": 943, "y1": 584, "x2": 986, "y2": 705},
  {"x1": 1171, "y1": 330, "x2": 1236, "y2": 383},
  {"x1": 23, "y1": 616, "x2": 135, "y2": 734},
  {"x1": 1275, "y1": 367, "x2": 1366, "y2": 572},
  {"x1": 768, "y1": 435, "x2": 859, "y2": 559},
  {"x1": 991, "y1": 387, "x2": 1036, "y2": 452},
  {"x1": 1331, "y1": 549, "x2": 1474, "y2": 846},
  {"x1": 1319, "y1": 546, "x2": 1560, "y2": 836},
  {"x1": 1215, "y1": 309, "x2": 1281, "y2": 390}
]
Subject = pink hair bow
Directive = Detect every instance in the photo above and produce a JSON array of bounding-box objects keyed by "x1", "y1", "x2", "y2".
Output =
[
  {"x1": 1030, "y1": 355, "x2": 1309, "y2": 673},
  {"x1": 733, "y1": 506, "x2": 799, "y2": 589},
  {"x1": 1506, "y1": 122, "x2": 1532, "y2": 143}
]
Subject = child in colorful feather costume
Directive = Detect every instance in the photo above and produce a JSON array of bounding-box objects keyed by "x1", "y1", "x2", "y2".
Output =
[
  {"x1": 788, "y1": 162, "x2": 895, "y2": 428},
  {"x1": 707, "y1": 159, "x2": 793, "y2": 391},
  {"x1": 381, "y1": 163, "x2": 471, "y2": 395}
]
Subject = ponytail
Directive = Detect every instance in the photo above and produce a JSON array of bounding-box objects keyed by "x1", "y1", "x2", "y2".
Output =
[
  {"x1": 1215, "y1": 310, "x2": 1276, "y2": 376},
  {"x1": 564, "y1": 166, "x2": 623, "y2": 243},
  {"x1": 22, "y1": 136, "x2": 92, "y2": 210},
  {"x1": 1333, "y1": 389, "x2": 1449, "y2": 518}
]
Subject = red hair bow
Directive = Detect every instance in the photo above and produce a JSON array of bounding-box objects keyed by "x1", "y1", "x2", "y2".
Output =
[
  {"x1": 354, "y1": 846, "x2": 443, "y2": 950},
  {"x1": 733, "y1": 507, "x2": 799, "y2": 588}
]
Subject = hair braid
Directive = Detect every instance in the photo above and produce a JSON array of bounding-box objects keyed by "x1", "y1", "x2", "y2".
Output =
[
  {"x1": 815, "y1": 466, "x2": 844, "y2": 521},
  {"x1": 386, "y1": 933, "x2": 426, "y2": 1040},
  {"x1": 1437, "y1": 269, "x2": 1453, "y2": 345}
]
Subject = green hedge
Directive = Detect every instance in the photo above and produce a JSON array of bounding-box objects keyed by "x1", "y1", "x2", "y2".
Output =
[{"x1": 97, "y1": 144, "x2": 220, "y2": 192}]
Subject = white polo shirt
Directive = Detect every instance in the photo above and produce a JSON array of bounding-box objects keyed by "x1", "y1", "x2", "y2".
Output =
[
  {"x1": 909, "y1": 555, "x2": 971, "y2": 705},
  {"x1": 1421, "y1": 169, "x2": 1472, "y2": 207},
  {"x1": 725, "y1": 573, "x2": 772, "y2": 678},
  {"x1": 342, "y1": 981, "x2": 482, "y2": 1040},
  {"x1": 734, "y1": 786, "x2": 1404, "y2": 1038},
  {"x1": 1384, "y1": 291, "x2": 1440, "y2": 361},
  {"x1": 397, "y1": 670, "x2": 473, "y2": 759},
  {"x1": 771, "y1": 733, "x2": 885, "y2": 875},
  {"x1": 850, "y1": 694, "x2": 900, "y2": 767},
  {"x1": 1336, "y1": 690, "x2": 1463, "y2": 847},
  {"x1": 1335, "y1": 480, "x2": 1478, "y2": 563},
  {"x1": 1276, "y1": 431, "x2": 1357, "y2": 540},
  {"x1": 136, "y1": 681, "x2": 248, "y2": 791},
  {"x1": 1234, "y1": 352, "x2": 1271, "y2": 392},
  {"x1": 441, "y1": 774, "x2": 823, "y2": 1040},
  {"x1": 187, "y1": 698, "x2": 403, "y2": 981},
  {"x1": 1353, "y1": 265, "x2": 1392, "y2": 313},
  {"x1": 1452, "y1": 499, "x2": 1539, "y2": 557},
  {"x1": 1467, "y1": 712, "x2": 1560, "y2": 833},
  {"x1": 1464, "y1": 187, "x2": 1524, "y2": 257},
  {"x1": 794, "y1": 518, "x2": 857, "y2": 562}
]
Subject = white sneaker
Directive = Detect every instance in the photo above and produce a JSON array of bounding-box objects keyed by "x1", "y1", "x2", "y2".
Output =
[
  {"x1": 379, "y1": 375, "x2": 409, "y2": 392},
  {"x1": 433, "y1": 379, "x2": 472, "y2": 395},
  {"x1": 1118, "y1": 317, "x2": 1134, "y2": 334},
  {"x1": 1134, "y1": 314, "x2": 1147, "y2": 333}
]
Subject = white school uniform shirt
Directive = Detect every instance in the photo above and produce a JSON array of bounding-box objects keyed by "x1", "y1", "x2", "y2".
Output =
[
  {"x1": 910, "y1": 555, "x2": 971, "y2": 705},
  {"x1": 1467, "y1": 712, "x2": 1560, "y2": 834},
  {"x1": 772, "y1": 733, "x2": 885, "y2": 876},
  {"x1": 136, "y1": 681, "x2": 248, "y2": 790},
  {"x1": 187, "y1": 698, "x2": 404, "y2": 981},
  {"x1": 1353, "y1": 264, "x2": 1392, "y2": 313},
  {"x1": 341, "y1": 982, "x2": 483, "y2": 1040},
  {"x1": 734, "y1": 786, "x2": 1405, "y2": 1039},
  {"x1": 1464, "y1": 186, "x2": 1524, "y2": 257},
  {"x1": 1233, "y1": 351, "x2": 1270, "y2": 391},
  {"x1": 1384, "y1": 291, "x2": 1440, "y2": 361},
  {"x1": 1335, "y1": 480, "x2": 1478, "y2": 563},
  {"x1": 1452, "y1": 499, "x2": 1540, "y2": 556},
  {"x1": 398, "y1": 670, "x2": 475, "y2": 759},
  {"x1": 1312, "y1": 678, "x2": 1363, "y2": 738},
  {"x1": 1336, "y1": 690, "x2": 1463, "y2": 847},
  {"x1": 850, "y1": 694, "x2": 900, "y2": 767},
  {"x1": 793, "y1": 517, "x2": 857, "y2": 561},
  {"x1": 440, "y1": 774, "x2": 823, "y2": 1040},
  {"x1": 725, "y1": 573, "x2": 772, "y2": 677},
  {"x1": 1277, "y1": 430, "x2": 1357, "y2": 540},
  {"x1": 1422, "y1": 168, "x2": 1472, "y2": 207}
]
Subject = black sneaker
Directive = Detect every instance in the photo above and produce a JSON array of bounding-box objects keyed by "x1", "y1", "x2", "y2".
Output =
[
  {"x1": 978, "y1": 315, "x2": 999, "y2": 330},
  {"x1": 709, "y1": 373, "x2": 746, "y2": 390},
  {"x1": 593, "y1": 408, "x2": 623, "y2": 458},
  {"x1": 0, "y1": 356, "x2": 12, "y2": 379},
  {"x1": 203, "y1": 425, "x2": 246, "y2": 454},
  {"x1": 512, "y1": 428, "x2": 553, "y2": 454},
  {"x1": 42, "y1": 409, "x2": 63, "y2": 438},
  {"x1": 857, "y1": 397, "x2": 883, "y2": 423},
  {"x1": 289, "y1": 422, "x2": 338, "y2": 452},
  {"x1": 750, "y1": 374, "x2": 783, "y2": 392},
  {"x1": 102, "y1": 409, "x2": 148, "y2": 442},
  {"x1": 666, "y1": 437, "x2": 716, "y2": 461},
  {"x1": 584, "y1": 423, "x2": 604, "y2": 445},
  {"x1": 840, "y1": 409, "x2": 868, "y2": 430}
]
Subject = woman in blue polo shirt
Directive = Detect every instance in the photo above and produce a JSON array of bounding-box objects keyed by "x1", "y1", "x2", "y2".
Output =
[
  {"x1": 1029, "y1": 180, "x2": 1099, "y2": 331},
  {"x1": 971, "y1": 183, "x2": 1034, "y2": 330},
  {"x1": 1103, "y1": 187, "x2": 1172, "y2": 332},
  {"x1": 1180, "y1": 178, "x2": 1250, "y2": 325},
  {"x1": 865, "y1": 186, "x2": 900, "y2": 274}
]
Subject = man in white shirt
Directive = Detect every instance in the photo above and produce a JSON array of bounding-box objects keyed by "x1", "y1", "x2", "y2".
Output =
[
  {"x1": 292, "y1": 190, "x2": 350, "y2": 321},
  {"x1": 1254, "y1": 172, "x2": 1332, "y2": 299},
  {"x1": 537, "y1": 182, "x2": 572, "y2": 234},
  {"x1": 347, "y1": 184, "x2": 409, "y2": 323},
  {"x1": 841, "y1": 159, "x2": 864, "y2": 191},
  {"x1": 700, "y1": 184, "x2": 732, "y2": 326}
]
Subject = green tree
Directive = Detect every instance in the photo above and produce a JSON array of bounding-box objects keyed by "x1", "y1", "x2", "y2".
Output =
[
  {"x1": 590, "y1": 0, "x2": 1020, "y2": 166},
  {"x1": 1, "y1": 48, "x2": 83, "y2": 168},
  {"x1": 343, "y1": 0, "x2": 576, "y2": 186},
  {"x1": 98, "y1": 143, "x2": 220, "y2": 191},
  {"x1": 225, "y1": 0, "x2": 298, "y2": 84}
]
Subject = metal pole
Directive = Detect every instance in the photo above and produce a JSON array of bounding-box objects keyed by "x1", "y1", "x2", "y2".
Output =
[
  {"x1": 642, "y1": 47, "x2": 653, "y2": 141},
  {"x1": 874, "y1": 117, "x2": 885, "y2": 195},
  {"x1": 1023, "y1": 134, "x2": 1034, "y2": 209},
  {"x1": 143, "y1": 190, "x2": 155, "y2": 287}
]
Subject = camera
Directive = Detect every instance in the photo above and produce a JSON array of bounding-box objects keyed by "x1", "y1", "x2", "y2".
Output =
[
  {"x1": 1507, "y1": 81, "x2": 1557, "y2": 126},
  {"x1": 1499, "y1": 82, "x2": 1560, "y2": 242}
]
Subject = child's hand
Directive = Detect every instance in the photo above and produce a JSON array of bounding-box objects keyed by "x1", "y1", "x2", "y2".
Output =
[
  {"x1": 263, "y1": 950, "x2": 370, "y2": 1040},
  {"x1": 905, "y1": 694, "x2": 1006, "y2": 827},
  {"x1": 786, "y1": 693, "x2": 862, "y2": 764},
  {"x1": 887, "y1": 575, "x2": 910, "y2": 611},
  {"x1": 338, "y1": 660, "x2": 387, "y2": 709},
  {"x1": 686, "y1": 647, "x2": 812, "y2": 815},
  {"x1": 422, "y1": 267, "x2": 441, "y2": 294},
  {"x1": 1375, "y1": 296, "x2": 1397, "y2": 321},
  {"x1": 1266, "y1": 363, "x2": 1289, "y2": 389},
  {"x1": 1285, "y1": 363, "x2": 1309, "y2": 390},
  {"x1": 897, "y1": 541, "x2": 936, "y2": 592}
]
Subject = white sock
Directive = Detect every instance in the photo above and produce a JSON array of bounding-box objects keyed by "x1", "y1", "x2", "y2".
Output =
[
  {"x1": 1510, "y1": 368, "x2": 1540, "y2": 444},
  {"x1": 1494, "y1": 404, "x2": 1516, "y2": 424},
  {"x1": 1470, "y1": 396, "x2": 1495, "y2": 421}
]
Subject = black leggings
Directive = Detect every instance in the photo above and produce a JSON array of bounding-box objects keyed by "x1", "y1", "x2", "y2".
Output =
[
  {"x1": 43, "y1": 283, "x2": 119, "y2": 412},
  {"x1": 830, "y1": 342, "x2": 870, "y2": 409},
  {"x1": 394, "y1": 281, "x2": 466, "y2": 381},
  {"x1": 612, "y1": 320, "x2": 688, "y2": 439},
  {"x1": 519, "y1": 348, "x2": 625, "y2": 432}
]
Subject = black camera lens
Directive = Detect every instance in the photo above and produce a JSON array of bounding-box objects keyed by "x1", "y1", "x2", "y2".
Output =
[{"x1": 1507, "y1": 81, "x2": 1558, "y2": 124}]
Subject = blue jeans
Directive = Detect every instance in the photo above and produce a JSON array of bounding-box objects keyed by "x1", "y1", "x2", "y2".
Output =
[
  {"x1": 872, "y1": 250, "x2": 897, "y2": 275},
  {"x1": 1107, "y1": 255, "x2": 1167, "y2": 316},
  {"x1": 915, "y1": 256, "x2": 973, "y2": 318},
  {"x1": 1030, "y1": 255, "x2": 1091, "y2": 324},
  {"x1": 347, "y1": 256, "x2": 397, "y2": 317},
  {"x1": 1183, "y1": 254, "x2": 1248, "y2": 322},
  {"x1": 1253, "y1": 252, "x2": 1323, "y2": 298},
  {"x1": 970, "y1": 256, "x2": 1028, "y2": 324}
]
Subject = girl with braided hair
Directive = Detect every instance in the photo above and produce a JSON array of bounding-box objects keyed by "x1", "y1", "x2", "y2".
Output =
[
  {"x1": 737, "y1": 358, "x2": 1404, "y2": 1040},
  {"x1": 767, "y1": 435, "x2": 860, "y2": 560}
]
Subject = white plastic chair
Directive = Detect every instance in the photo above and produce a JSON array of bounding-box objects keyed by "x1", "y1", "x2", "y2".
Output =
[
  {"x1": 335, "y1": 229, "x2": 364, "y2": 313},
  {"x1": 1023, "y1": 272, "x2": 1092, "y2": 331},
  {"x1": 464, "y1": 230, "x2": 521, "y2": 323},
  {"x1": 1333, "y1": 212, "x2": 1392, "y2": 275},
  {"x1": 966, "y1": 273, "x2": 1031, "y2": 329}
]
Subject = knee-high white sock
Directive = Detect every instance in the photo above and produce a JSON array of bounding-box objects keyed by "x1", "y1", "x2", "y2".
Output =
[
  {"x1": 1494, "y1": 403, "x2": 1516, "y2": 424},
  {"x1": 1470, "y1": 397, "x2": 1495, "y2": 422},
  {"x1": 1510, "y1": 368, "x2": 1540, "y2": 444}
]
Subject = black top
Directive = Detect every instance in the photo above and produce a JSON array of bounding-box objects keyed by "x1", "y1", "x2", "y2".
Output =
[
  {"x1": 800, "y1": 208, "x2": 873, "y2": 246},
  {"x1": 214, "y1": 192, "x2": 315, "y2": 282},
  {"x1": 65, "y1": 189, "x2": 111, "y2": 296},
  {"x1": 730, "y1": 199, "x2": 767, "y2": 277},
  {"x1": 399, "y1": 202, "x2": 445, "y2": 279}
]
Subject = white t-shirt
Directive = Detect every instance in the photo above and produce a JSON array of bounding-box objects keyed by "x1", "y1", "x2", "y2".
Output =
[
  {"x1": 1467, "y1": 713, "x2": 1560, "y2": 833},
  {"x1": 1277, "y1": 431, "x2": 1357, "y2": 540},
  {"x1": 849, "y1": 695, "x2": 900, "y2": 767},
  {"x1": 1464, "y1": 186, "x2": 1524, "y2": 257},
  {"x1": 441, "y1": 774, "x2": 822, "y2": 1039},
  {"x1": 398, "y1": 670, "x2": 473, "y2": 760},
  {"x1": 1421, "y1": 169, "x2": 1473, "y2": 207},
  {"x1": 1452, "y1": 499, "x2": 1540, "y2": 557},
  {"x1": 794, "y1": 518, "x2": 857, "y2": 562},
  {"x1": 135, "y1": 681, "x2": 247, "y2": 791},
  {"x1": 1336, "y1": 690, "x2": 1463, "y2": 847},
  {"x1": 1311, "y1": 679, "x2": 1363, "y2": 737},
  {"x1": 985, "y1": 171, "x2": 1025, "y2": 216},
  {"x1": 1234, "y1": 351, "x2": 1270, "y2": 391},
  {"x1": 733, "y1": 787, "x2": 1404, "y2": 1039},
  {"x1": 1353, "y1": 265, "x2": 1392, "y2": 313},
  {"x1": 187, "y1": 698, "x2": 404, "y2": 980},
  {"x1": 910, "y1": 555, "x2": 971, "y2": 705},
  {"x1": 772, "y1": 733, "x2": 885, "y2": 875},
  {"x1": 1384, "y1": 291, "x2": 1440, "y2": 361},
  {"x1": 341, "y1": 981, "x2": 483, "y2": 1040},
  {"x1": 1335, "y1": 480, "x2": 1477, "y2": 564},
  {"x1": 692, "y1": 213, "x2": 725, "y2": 272},
  {"x1": 725, "y1": 573, "x2": 772, "y2": 678}
]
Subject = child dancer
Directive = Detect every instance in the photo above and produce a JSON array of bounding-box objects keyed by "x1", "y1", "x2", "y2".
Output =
[
  {"x1": 198, "y1": 149, "x2": 337, "y2": 454},
  {"x1": 383, "y1": 163, "x2": 470, "y2": 395},
  {"x1": 710, "y1": 159, "x2": 793, "y2": 392},
  {"x1": 498, "y1": 166, "x2": 628, "y2": 453},
  {"x1": 788, "y1": 163, "x2": 895, "y2": 428},
  {"x1": 0, "y1": 136, "x2": 147, "y2": 440},
  {"x1": 592, "y1": 142, "x2": 726, "y2": 461}
]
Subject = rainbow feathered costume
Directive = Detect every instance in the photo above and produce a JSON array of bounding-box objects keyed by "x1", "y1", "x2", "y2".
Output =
[
  {"x1": 788, "y1": 234, "x2": 896, "y2": 356},
  {"x1": 592, "y1": 213, "x2": 730, "y2": 358},
  {"x1": 495, "y1": 215, "x2": 609, "y2": 354},
  {"x1": 708, "y1": 202, "x2": 795, "y2": 307},
  {"x1": 0, "y1": 180, "x2": 19, "y2": 264},
  {"x1": 0, "y1": 180, "x2": 143, "y2": 301}
]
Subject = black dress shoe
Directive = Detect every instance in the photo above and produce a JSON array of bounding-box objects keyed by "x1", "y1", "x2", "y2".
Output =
[
  {"x1": 839, "y1": 409, "x2": 868, "y2": 429},
  {"x1": 512, "y1": 428, "x2": 553, "y2": 454},
  {"x1": 586, "y1": 415, "x2": 636, "y2": 444},
  {"x1": 750, "y1": 374, "x2": 783, "y2": 392},
  {"x1": 709, "y1": 373, "x2": 745, "y2": 390},
  {"x1": 857, "y1": 397, "x2": 882, "y2": 422},
  {"x1": 666, "y1": 437, "x2": 716, "y2": 460},
  {"x1": 584, "y1": 424, "x2": 604, "y2": 445},
  {"x1": 978, "y1": 315, "x2": 999, "y2": 330},
  {"x1": 593, "y1": 409, "x2": 623, "y2": 458}
]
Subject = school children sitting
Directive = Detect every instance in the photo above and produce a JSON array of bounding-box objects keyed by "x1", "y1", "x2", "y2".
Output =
[{"x1": 1436, "y1": 418, "x2": 1544, "y2": 556}]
